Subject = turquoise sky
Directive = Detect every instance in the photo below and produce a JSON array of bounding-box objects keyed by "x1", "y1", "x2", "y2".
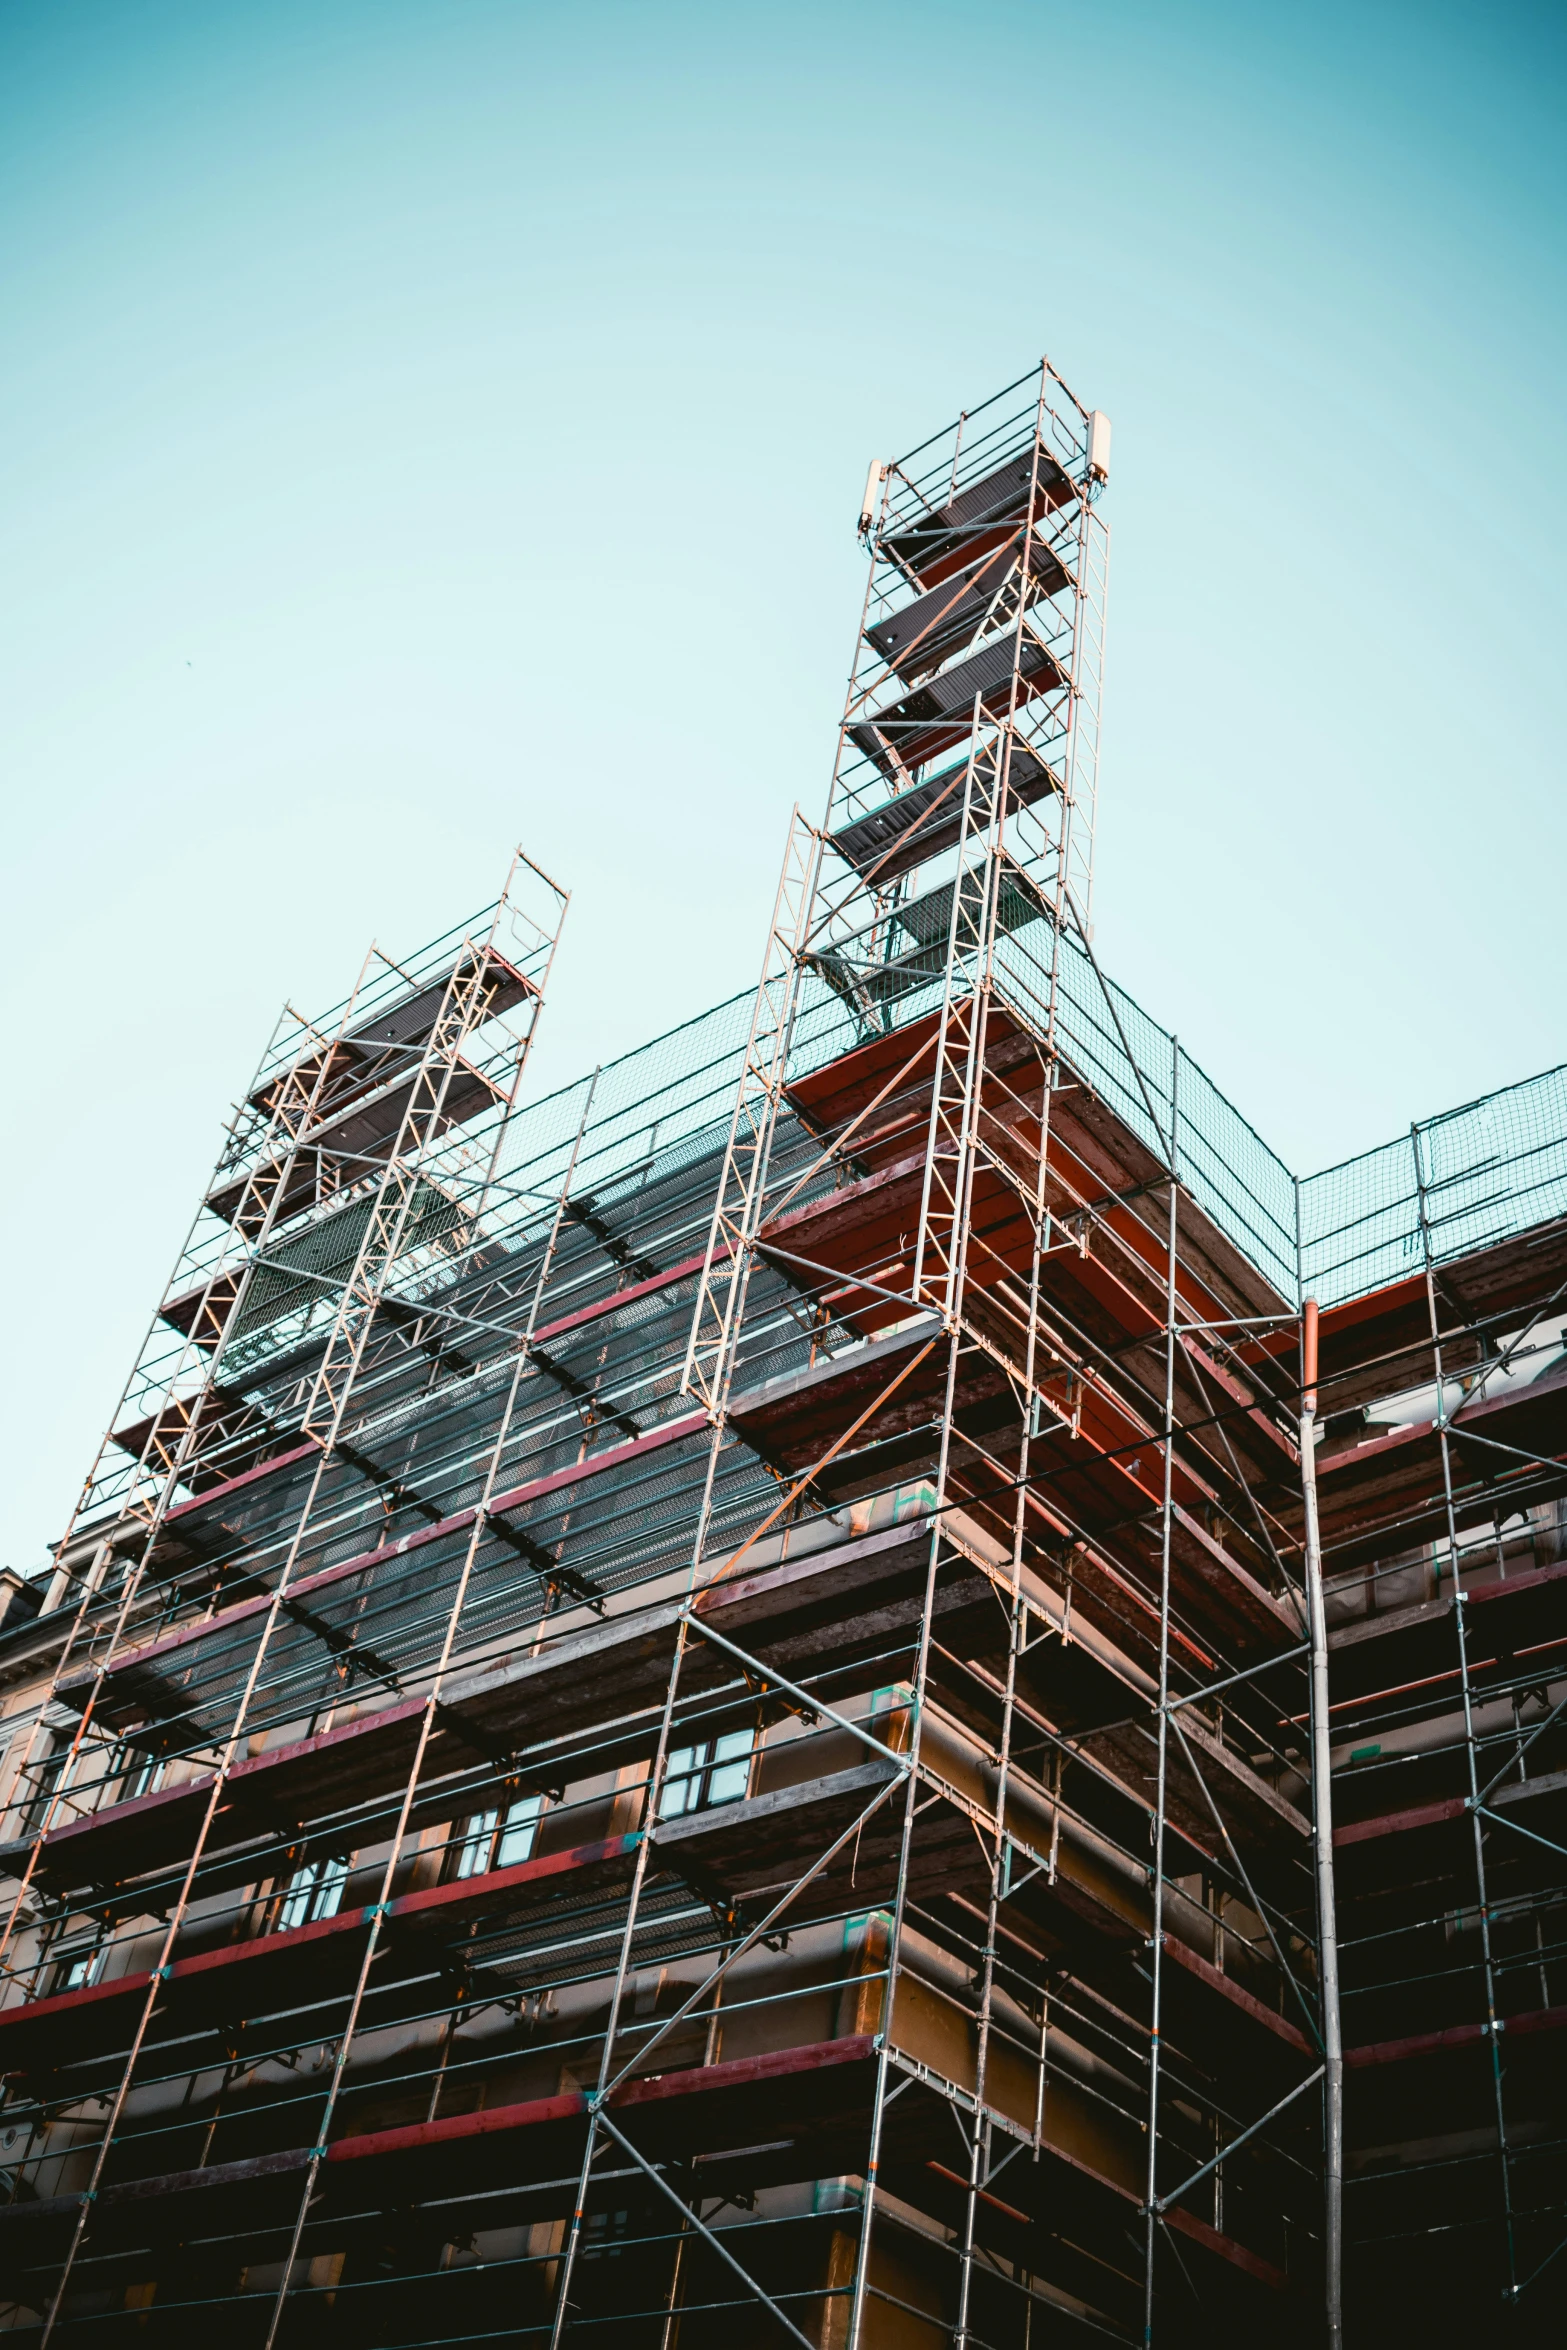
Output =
[{"x1": 4, "y1": 0, "x2": 1564, "y2": 1569}]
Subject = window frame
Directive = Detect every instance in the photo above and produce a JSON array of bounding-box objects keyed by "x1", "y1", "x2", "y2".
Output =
[
  {"x1": 274, "y1": 1852, "x2": 353, "y2": 1933},
  {"x1": 113, "y1": 1742, "x2": 166, "y2": 1805},
  {"x1": 658, "y1": 1729, "x2": 754, "y2": 1821},
  {"x1": 449, "y1": 1792, "x2": 545, "y2": 1881},
  {"x1": 23, "y1": 1734, "x2": 79, "y2": 1836},
  {"x1": 53, "y1": 1938, "x2": 107, "y2": 1995}
]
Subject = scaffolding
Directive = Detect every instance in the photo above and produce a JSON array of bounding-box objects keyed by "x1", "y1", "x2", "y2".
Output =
[
  {"x1": 0, "y1": 365, "x2": 1563, "y2": 2350},
  {"x1": 1295, "y1": 1083, "x2": 1567, "y2": 2335}
]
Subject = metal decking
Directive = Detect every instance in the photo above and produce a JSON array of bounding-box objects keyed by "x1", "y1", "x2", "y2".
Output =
[{"x1": 1, "y1": 368, "x2": 1563, "y2": 2349}]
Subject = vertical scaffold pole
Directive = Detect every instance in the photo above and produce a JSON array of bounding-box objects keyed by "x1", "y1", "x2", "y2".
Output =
[
  {"x1": 1299, "y1": 1295, "x2": 1344, "y2": 2348},
  {"x1": 260, "y1": 1057, "x2": 597, "y2": 2350},
  {"x1": 1142, "y1": 1035, "x2": 1179, "y2": 2346},
  {"x1": 33, "y1": 863, "x2": 567, "y2": 2348},
  {"x1": 0, "y1": 969, "x2": 385, "y2": 1970},
  {"x1": 1411, "y1": 1119, "x2": 1518, "y2": 2298}
]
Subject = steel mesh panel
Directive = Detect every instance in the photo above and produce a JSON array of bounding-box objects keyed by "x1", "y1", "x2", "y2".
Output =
[
  {"x1": 996, "y1": 922, "x2": 1298, "y2": 1302},
  {"x1": 83, "y1": 934, "x2": 1567, "y2": 1542},
  {"x1": 1417, "y1": 1064, "x2": 1567, "y2": 1270},
  {"x1": 567, "y1": 945, "x2": 1565, "y2": 1324},
  {"x1": 1298, "y1": 1135, "x2": 1417, "y2": 1308},
  {"x1": 1169, "y1": 1048, "x2": 1297, "y2": 1305}
]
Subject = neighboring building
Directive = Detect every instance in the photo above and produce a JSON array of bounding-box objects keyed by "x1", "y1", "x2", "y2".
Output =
[{"x1": 0, "y1": 368, "x2": 1563, "y2": 2349}]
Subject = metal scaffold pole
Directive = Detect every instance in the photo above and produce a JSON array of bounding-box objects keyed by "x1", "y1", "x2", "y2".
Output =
[
  {"x1": 19, "y1": 359, "x2": 1544, "y2": 2349},
  {"x1": 19, "y1": 856, "x2": 569, "y2": 2347},
  {"x1": 1142, "y1": 1038, "x2": 1179, "y2": 2346},
  {"x1": 0, "y1": 962, "x2": 389, "y2": 1972},
  {"x1": 1298, "y1": 1294, "x2": 1343, "y2": 2348},
  {"x1": 1411, "y1": 1117, "x2": 1519, "y2": 2301}
]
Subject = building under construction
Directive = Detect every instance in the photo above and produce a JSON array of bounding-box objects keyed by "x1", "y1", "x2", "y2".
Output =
[{"x1": 1, "y1": 362, "x2": 1564, "y2": 2350}]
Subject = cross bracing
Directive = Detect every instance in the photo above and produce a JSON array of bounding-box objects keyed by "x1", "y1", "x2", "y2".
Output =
[{"x1": 0, "y1": 370, "x2": 1563, "y2": 2350}]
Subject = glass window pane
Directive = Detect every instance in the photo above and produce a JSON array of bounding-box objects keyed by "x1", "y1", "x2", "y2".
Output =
[
  {"x1": 27, "y1": 1742, "x2": 75, "y2": 1833},
  {"x1": 119, "y1": 1749, "x2": 163, "y2": 1803},
  {"x1": 707, "y1": 1728, "x2": 753, "y2": 1807},
  {"x1": 278, "y1": 1870, "x2": 312, "y2": 1931},
  {"x1": 456, "y1": 1810, "x2": 499, "y2": 1878},
  {"x1": 706, "y1": 1757, "x2": 751, "y2": 1806},
  {"x1": 278, "y1": 1853, "x2": 352, "y2": 1930},
  {"x1": 659, "y1": 1747, "x2": 700, "y2": 1820},
  {"x1": 495, "y1": 1796, "x2": 542, "y2": 1868},
  {"x1": 659, "y1": 1774, "x2": 692, "y2": 1819},
  {"x1": 314, "y1": 1855, "x2": 350, "y2": 1921}
]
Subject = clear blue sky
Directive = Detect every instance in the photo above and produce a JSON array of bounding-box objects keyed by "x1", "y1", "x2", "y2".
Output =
[{"x1": 3, "y1": 0, "x2": 1563, "y2": 1571}]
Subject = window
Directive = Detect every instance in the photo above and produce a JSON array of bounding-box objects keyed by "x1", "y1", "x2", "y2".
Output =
[
  {"x1": 116, "y1": 1746, "x2": 165, "y2": 1803},
  {"x1": 453, "y1": 1795, "x2": 543, "y2": 1879},
  {"x1": 276, "y1": 1854, "x2": 352, "y2": 1932},
  {"x1": 582, "y1": 2208, "x2": 630, "y2": 2262},
  {"x1": 659, "y1": 1731, "x2": 753, "y2": 1820},
  {"x1": 24, "y1": 1737, "x2": 77, "y2": 1834},
  {"x1": 55, "y1": 1941, "x2": 106, "y2": 1994}
]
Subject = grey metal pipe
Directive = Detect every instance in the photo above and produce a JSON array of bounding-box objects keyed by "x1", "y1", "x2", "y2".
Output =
[{"x1": 1300, "y1": 1298, "x2": 1343, "y2": 2350}]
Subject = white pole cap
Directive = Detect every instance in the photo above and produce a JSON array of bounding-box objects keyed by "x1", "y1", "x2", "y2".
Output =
[{"x1": 859, "y1": 460, "x2": 888, "y2": 535}]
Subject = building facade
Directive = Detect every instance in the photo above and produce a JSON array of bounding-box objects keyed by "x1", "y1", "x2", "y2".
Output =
[{"x1": 0, "y1": 367, "x2": 1563, "y2": 2348}]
